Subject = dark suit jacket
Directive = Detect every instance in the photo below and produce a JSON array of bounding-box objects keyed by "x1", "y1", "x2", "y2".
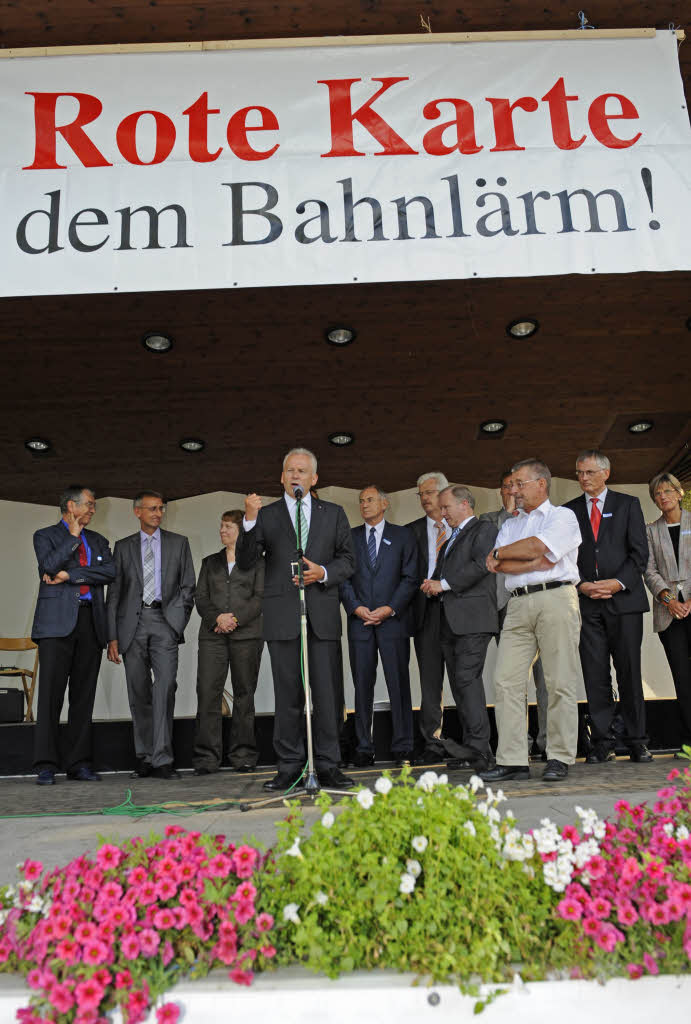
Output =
[
  {"x1": 563, "y1": 490, "x2": 649, "y2": 616},
  {"x1": 106, "y1": 529, "x2": 196, "y2": 653},
  {"x1": 195, "y1": 549, "x2": 264, "y2": 641},
  {"x1": 235, "y1": 495, "x2": 355, "y2": 642},
  {"x1": 339, "y1": 522, "x2": 418, "y2": 640},
  {"x1": 31, "y1": 523, "x2": 116, "y2": 647},
  {"x1": 406, "y1": 515, "x2": 435, "y2": 633},
  {"x1": 435, "y1": 517, "x2": 498, "y2": 636}
]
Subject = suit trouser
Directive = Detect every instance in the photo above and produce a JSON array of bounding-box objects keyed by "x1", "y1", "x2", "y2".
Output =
[
  {"x1": 497, "y1": 605, "x2": 548, "y2": 751},
  {"x1": 659, "y1": 616, "x2": 691, "y2": 747},
  {"x1": 349, "y1": 631, "x2": 413, "y2": 756},
  {"x1": 578, "y1": 603, "x2": 647, "y2": 747},
  {"x1": 268, "y1": 627, "x2": 341, "y2": 773},
  {"x1": 494, "y1": 586, "x2": 582, "y2": 766},
  {"x1": 122, "y1": 608, "x2": 179, "y2": 768},
  {"x1": 413, "y1": 600, "x2": 446, "y2": 755},
  {"x1": 34, "y1": 605, "x2": 102, "y2": 772},
  {"x1": 439, "y1": 613, "x2": 492, "y2": 759},
  {"x1": 193, "y1": 636, "x2": 263, "y2": 769}
]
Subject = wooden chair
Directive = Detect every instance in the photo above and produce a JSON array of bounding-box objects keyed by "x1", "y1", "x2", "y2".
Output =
[{"x1": 0, "y1": 638, "x2": 39, "y2": 722}]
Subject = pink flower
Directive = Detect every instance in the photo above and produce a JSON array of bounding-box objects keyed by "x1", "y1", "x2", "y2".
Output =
[
  {"x1": 55, "y1": 937, "x2": 81, "y2": 964},
  {"x1": 75, "y1": 922, "x2": 98, "y2": 944},
  {"x1": 256, "y1": 912, "x2": 274, "y2": 932},
  {"x1": 75, "y1": 978, "x2": 105, "y2": 1011},
  {"x1": 260, "y1": 945, "x2": 276, "y2": 958},
  {"x1": 96, "y1": 844, "x2": 123, "y2": 870},
  {"x1": 82, "y1": 940, "x2": 109, "y2": 965},
  {"x1": 594, "y1": 925, "x2": 619, "y2": 952},
  {"x1": 156, "y1": 1002, "x2": 180, "y2": 1024},
  {"x1": 177, "y1": 861, "x2": 196, "y2": 883},
  {"x1": 643, "y1": 952, "x2": 659, "y2": 975},
  {"x1": 616, "y1": 901, "x2": 638, "y2": 926},
  {"x1": 115, "y1": 970, "x2": 133, "y2": 990},
  {"x1": 120, "y1": 933, "x2": 141, "y2": 960},
  {"x1": 215, "y1": 938, "x2": 238, "y2": 965},
  {"x1": 620, "y1": 858, "x2": 641, "y2": 883},
  {"x1": 205, "y1": 854, "x2": 232, "y2": 878},
  {"x1": 101, "y1": 881, "x2": 123, "y2": 903},
  {"x1": 627, "y1": 963, "x2": 644, "y2": 979},
  {"x1": 26, "y1": 969, "x2": 42, "y2": 991},
  {"x1": 154, "y1": 856, "x2": 178, "y2": 879},
  {"x1": 138, "y1": 929, "x2": 160, "y2": 956},
  {"x1": 233, "y1": 846, "x2": 259, "y2": 878},
  {"x1": 21, "y1": 859, "x2": 44, "y2": 882},
  {"x1": 591, "y1": 897, "x2": 611, "y2": 920},
  {"x1": 648, "y1": 903, "x2": 670, "y2": 925},
  {"x1": 229, "y1": 968, "x2": 253, "y2": 986},
  {"x1": 49, "y1": 982, "x2": 74, "y2": 1014},
  {"x1": 235, "y1": 881, "x2": 257, "y2": 902},
  {"x1": 582, "y1": 917, "x2": 600, "y2": 937},
  {"x1": 153, "y1": 909, "x2": 176, "y2": 930},
  {"x1": 161, "y1": 940, "x2": 175, "y2": 966},
  {"x1": 155, "y1": 878, "x2": 178, "y2": 901},
  {"x1": 127, "y1": 866, "x2": 148, "y2": 887},
  {"x1": 137, "y1": 881, "x2": 158, "y2": 905},
  {"x1": 557, "y1": 898, "x2": 583, "y2": 921},
  {"x1": 234, "y1": 899, "x2": 255, "y2": 925}
]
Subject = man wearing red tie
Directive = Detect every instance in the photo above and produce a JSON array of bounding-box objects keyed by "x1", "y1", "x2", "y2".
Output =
[{"x1": 564, "y1": 450, "x2": 651, "y2": 763}]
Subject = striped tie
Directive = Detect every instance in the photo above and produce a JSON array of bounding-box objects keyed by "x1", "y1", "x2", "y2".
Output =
[
  {"x1": 435, "y1": 521, "x2": 446, "y2": 557},
  {"x1": 294, "y1": 501, "x2": 309, "y2": 546},
  {"x1": 368, "y1": 526, "x2": 377, "y2": 567},
  {"x1": 142, "y1": 537, "x2": 156, "y2": 604}
]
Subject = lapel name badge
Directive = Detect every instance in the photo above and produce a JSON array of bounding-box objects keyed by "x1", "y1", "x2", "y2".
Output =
[
  {"x1": 383, "y1": 538, "x2": 392, "y2": 546},
  {"x1": 602, "y1": 513, "x2": 613, "y2": 518}
]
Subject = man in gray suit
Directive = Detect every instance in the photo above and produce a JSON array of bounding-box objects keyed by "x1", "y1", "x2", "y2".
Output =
[
  {"x1": 420, "y1": 485, "x2": 498, "y2": 773},
  {"x1": 480, "y1": 469, "x2": 548, "y2": 757},
  {"x1": 106, "y1": 491, "x2": 195, "y2": 779}
]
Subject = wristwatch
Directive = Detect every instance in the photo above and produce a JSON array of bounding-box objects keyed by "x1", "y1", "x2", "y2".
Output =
[
  {"x1": 493, "y1": 548, "x2": 500, "y2": 561},
  {"x1": 660, "y1": 591, "x2": 672, "y2": 605}
]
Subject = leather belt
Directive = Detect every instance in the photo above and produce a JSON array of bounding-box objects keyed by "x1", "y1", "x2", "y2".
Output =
[
  {"x1": 510, "y1": 581, "x2": 573, "y2": 598},
  {"x1": 142, "y1": 600, "x2": 162, "y2": 609}
]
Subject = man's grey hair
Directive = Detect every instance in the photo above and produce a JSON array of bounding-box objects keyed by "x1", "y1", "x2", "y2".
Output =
[
  {"x1": 440, "y1": 484, "x2": 475, "y2": 509},
  {"x1": 133, "y1": 490, "x2": 165, "y2": 509},
  {"x1": 59, "y1": 485, "x2": 93, "y2": 514},
  {"x1": 416, "y1": 471, "x2": 449, "y2": 490},
  {"x1": 283, "y1": 447, "x2": 318, "y2": 474},
  {"x1": 360, "y1": 484, "x2": 389, "y2": 503},
  {"x1": 511, "y1": 458, "x2": 552, "y2": 492},
  {"x1": 576, "y1": 449, "x2": 610, "y2": 472}
]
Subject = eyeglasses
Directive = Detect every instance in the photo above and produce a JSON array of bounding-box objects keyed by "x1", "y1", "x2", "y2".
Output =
[
  {"x1": 576, "y1": 469, "x2": 604, "y2": 478},
  {"x1": 514, "y1": 478, "x2": 540, "y2": 489},
  {"x1": 417, "y1": 489, "x2": 439, "y2": 498},
  {"x1": 78, "y1": 501, "x2": 97, "y2": 510},
  {"x1": 654, "y1": 488, "x2": 679, "y2": 499},
  {"x1": 140, "y1": 504, "x2": 166, "y2": 513}
]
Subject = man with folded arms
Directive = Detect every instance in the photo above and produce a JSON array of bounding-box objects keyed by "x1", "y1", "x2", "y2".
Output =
[{"x1": 481, "y1": 458, "x2": 583, "y2": 783}]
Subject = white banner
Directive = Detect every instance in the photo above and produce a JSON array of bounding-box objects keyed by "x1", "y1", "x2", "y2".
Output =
[{"x1": 0, "y1": 31, "x2": 689, "y2": 296}]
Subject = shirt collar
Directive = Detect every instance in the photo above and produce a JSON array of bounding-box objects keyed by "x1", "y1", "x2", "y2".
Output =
[
  {"x1": 284, "y1": 491, "x2": 312, "y2": 512},
  {"x1": 520, "y1": 498, "x2": 552, "y2": 518},
  {"x1": 458, "y1": 514, "x2": 476, "y2": 531},
  {"x1": 140, "y1": 528, "x2": 161, "y2": 543},
  {"x1": 365, "y1": 518, "x2": 386, "y2": 537},
  {"x1": 587, "y1": 487, "x2": 608, "y2": 506}
]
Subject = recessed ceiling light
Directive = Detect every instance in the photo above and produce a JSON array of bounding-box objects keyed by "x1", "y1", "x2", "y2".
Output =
[
  {"x1": 142, "y1": 331, "x2": 174, "y2": 353},
  {"x1": 179, "y1": 438, "x2": 205, "y2": 452},
  {"x1": 628, "y1": 420, "x2": 654, "y2": 434},
  {"x1": 480, "y1": 419, "x2": 507, "y2": 435},
  {"x1": 328, "y1": 432, "x2": 355, "y2": 446},
  {"x1": 24, "y1": 437, "x2": 51, "y2": 452},
  {"x1": 325, "y1": 327, "x2": 356, "y2": 346},
  {"x1": 506, "y1": 318, "x2": 539, "y2": 339}
]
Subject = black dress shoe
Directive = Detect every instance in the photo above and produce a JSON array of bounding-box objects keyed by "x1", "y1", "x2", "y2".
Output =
[
  {"x1": 67, "y1": 765, "x2": 101, "y2": 782},
  {"x1": 151, "y1": 765, "x2": 181, "y2": 780},
  {"x1": 413, "y1": 748, "x2": 445, "y2": 767},
  {"x1": 448, "y1": 753, "x2": 491, "y2": 773},
  {"x1": 351, "y1": 751, "x2": 375, "y2": 767},
  {"x1": 479, "y1": 764, "x2": 530, "y2": 782},
  {"x1": 130, "y1": 760, "x2": 153, "y2": 779},
  {"x1": 585, "y1": 744, "x2": 616, "y2": 764},
  {"x1": 263, "y1": 771, "x2": 304, "y2": 792},
  {"x1": 234, "y1": 764, "x2": 256, "y2": 773},
  {"x1": 629, "y1": 744, "x2": 653, "y2": 763},
  {"x1": 193, "y1": 766, "x2": 217, "y2": 776},
  {"x1": 393, "y1": 752, "x2": 412, "y2": 768},
  {"x1": 543, "y1": 759, "x2": 568, "y2": 781},
  {"x1": 318, "y1": 768, "x2": 355, "y2": 790},
  {"x1": 36, "y1": 769, "x2": 56, "y2": 786}
]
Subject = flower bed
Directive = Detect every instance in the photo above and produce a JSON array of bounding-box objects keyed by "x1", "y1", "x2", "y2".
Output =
[{"x1": 1, "y1": 756, "x2": 690, "y2": 1022}]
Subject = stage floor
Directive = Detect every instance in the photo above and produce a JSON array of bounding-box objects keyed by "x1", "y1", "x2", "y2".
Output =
[{"x1": 0, "y1": 755, "x2": 679, "y2": 886}]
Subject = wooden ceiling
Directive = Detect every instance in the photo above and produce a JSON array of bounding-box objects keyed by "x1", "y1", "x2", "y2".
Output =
[{"x1": 1, "y1": 1, "x2": 689, "y2": 505}]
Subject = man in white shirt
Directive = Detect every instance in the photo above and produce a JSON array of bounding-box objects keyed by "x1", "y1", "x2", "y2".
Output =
[{"x1": 480, "y1": 459, "x2": 583, "y2": 783}]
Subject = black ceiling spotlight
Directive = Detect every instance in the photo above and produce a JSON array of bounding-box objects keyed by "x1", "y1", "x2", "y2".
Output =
[
  {"x1": 179, "y1": 438, "x2": 206, "y2": 452},
  {"x1": 479, "y1": 419, "x2": 507, "y2": 437},
  {"x1": 24, "y1": 437, "x2": 52, "y2": 453},
  {"x1": 506, "y1": 318, "x2": 539, "y2": 339},
  {"x1": 328, "y1": 432, "x2": 355, "y2": 447},
  {"x1": 325, "y1": 327, "x2": 356, "y2": 346},
  {"x1": 628, "y1": 420, "x2": 654, "y2": 435},
  {"x1": 142, "y1": 331, "x2": 174, "y2": 353}
]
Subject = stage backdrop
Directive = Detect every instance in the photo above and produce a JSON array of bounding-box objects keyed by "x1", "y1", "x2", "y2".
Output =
[
  {"x1": 0, "y1": 480, "x2": 675, "y2": 724},
  {"x1": 0, "y1": 30, "x2": 689, "y2": 297}
]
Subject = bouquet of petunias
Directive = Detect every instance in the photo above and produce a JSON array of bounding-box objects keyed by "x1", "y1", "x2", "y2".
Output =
[{"x1": 0, "y1": 825, "x2": 276, "y2": 1024}]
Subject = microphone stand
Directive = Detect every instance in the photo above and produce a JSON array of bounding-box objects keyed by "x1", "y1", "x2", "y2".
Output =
[{"x1": 294, "y1": 490, "x2": 320, "y2": 795}]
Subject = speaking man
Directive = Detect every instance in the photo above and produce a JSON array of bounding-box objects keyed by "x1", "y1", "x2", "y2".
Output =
[
  {"x1": 564, "y1": 450, "x2": 651, "y2": 762},
  {"x1": 420, "y1": 485, "x2": 497, "y2": 773},
  {"x1": 406, "y1": 471, "x2": 450, "y2": 764},
  {"x1": 32, "y1": 486, "x2": 115, "y2": 785},
  {"x1": 236, "y1": 448, "x2": 355, "y2": 791},
  {"x1": 340, "y1": 485, "x2": 418, "y2": 766},
  {"x1": 106, "y1": 491, "x2": 195, "y2": 780},
  {"x1": 481, "y1": 459, "x2": 583, "y2": 783}
]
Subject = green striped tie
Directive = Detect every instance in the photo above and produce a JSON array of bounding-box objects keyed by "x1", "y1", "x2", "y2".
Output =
[{"x1": 295, "y1": 502, "x2": 309, "y2": 545}]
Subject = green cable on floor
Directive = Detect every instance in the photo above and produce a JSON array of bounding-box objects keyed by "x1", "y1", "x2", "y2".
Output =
[{"x1": 0, "y1": 789, "x2": 248, "y2": 820}]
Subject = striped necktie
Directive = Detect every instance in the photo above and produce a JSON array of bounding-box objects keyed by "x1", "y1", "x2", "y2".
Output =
[
  {"x1": 435, "y1": 521, "x2": 446, "y2": 557},
  {"x1": 367, "y1": 526, "x2": 377, "y2": 567},
  {"x1": 294, "y1": 501, "x2": 309, "y2": 545},
  {"x1": 142, "y1": 537, "x2": 156, "y2": 604}
]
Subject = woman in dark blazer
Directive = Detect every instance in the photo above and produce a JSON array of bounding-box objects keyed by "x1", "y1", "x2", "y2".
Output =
[
  {"x1": 193, "y1": 510, "x2": 264, "y2": 774},
  {"x1": 643, "y1": 473, "x2": 691, "y2": 753}
]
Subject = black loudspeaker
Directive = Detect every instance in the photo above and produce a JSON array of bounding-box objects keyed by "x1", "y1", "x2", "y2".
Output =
[{"x1": 0, "y1": 688, "x2": 24, "y2": 723}]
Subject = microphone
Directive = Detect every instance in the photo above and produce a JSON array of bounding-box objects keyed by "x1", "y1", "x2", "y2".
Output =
[{"x1": 292, "y1": 484, "x2": 304, "y2": 500}]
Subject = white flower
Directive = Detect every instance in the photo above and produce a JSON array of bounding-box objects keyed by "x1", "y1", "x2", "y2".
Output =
[
  {"x1": 676, "y1": 825, "x2": 689, "y2": 841},
  {"x1": 356, "y1": 787, "x2": 374, "y2": 809},
  {"x1": 411, "y1": 835, "x2": 428, "y2": 853},
  {"x1": 406, "y1": 859, "x2": 421, "y2": 878},
  {"x1": 314, "y1": 890, "x2": 328, "y2": 905},
  {"x1": 417, "y1": 771, "x2": 439, "y2": 793},
  {"x1": 321, "y1": 811, "x2": 335, "y2": 829},
  {"x1": 375, "y1": 776, "x2": 392, "y2": 795},
  {"x1": 663, "y1": 822, "x2": 674, "y2": 837},
  {"x1": 495, "y1": 789, "x2": 506, "y2": 804},
  {"x1": 463, "y1": 820, "x2": 476, "y2": 837},
  {"x1": 416, "y1": 796, "x2": 424, "y2": 806},
  {"x1": 283, "y1": 902, "x2": 300, "y2": 924},
  {"x1": 28, "y1": 897, "x2": 44, "y2": 913},
  {"x1": 285, "y1": 837, "x2": 303, "y2": 859},
  {"x1": 469, "y1": 774, "x2": 484, "y2": 793},
  {"x1": 399, "y1": 873, "x2": 416, "y2": 894},
  {"x1": 18, "y1": 881, "x2": 32, "y2": 894},
  {"x1": 488, "y1": 807, "x2": 501, "y2": 824},
  {"x1": 477, "y1": 801, "x2": 489, "y2": 816},
  {"x1": 0, "y1": 910, "x2": 7, "y2": 926},
  {"x1": 438, "y1": 774, "x2": 448, "y2": 786}
]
